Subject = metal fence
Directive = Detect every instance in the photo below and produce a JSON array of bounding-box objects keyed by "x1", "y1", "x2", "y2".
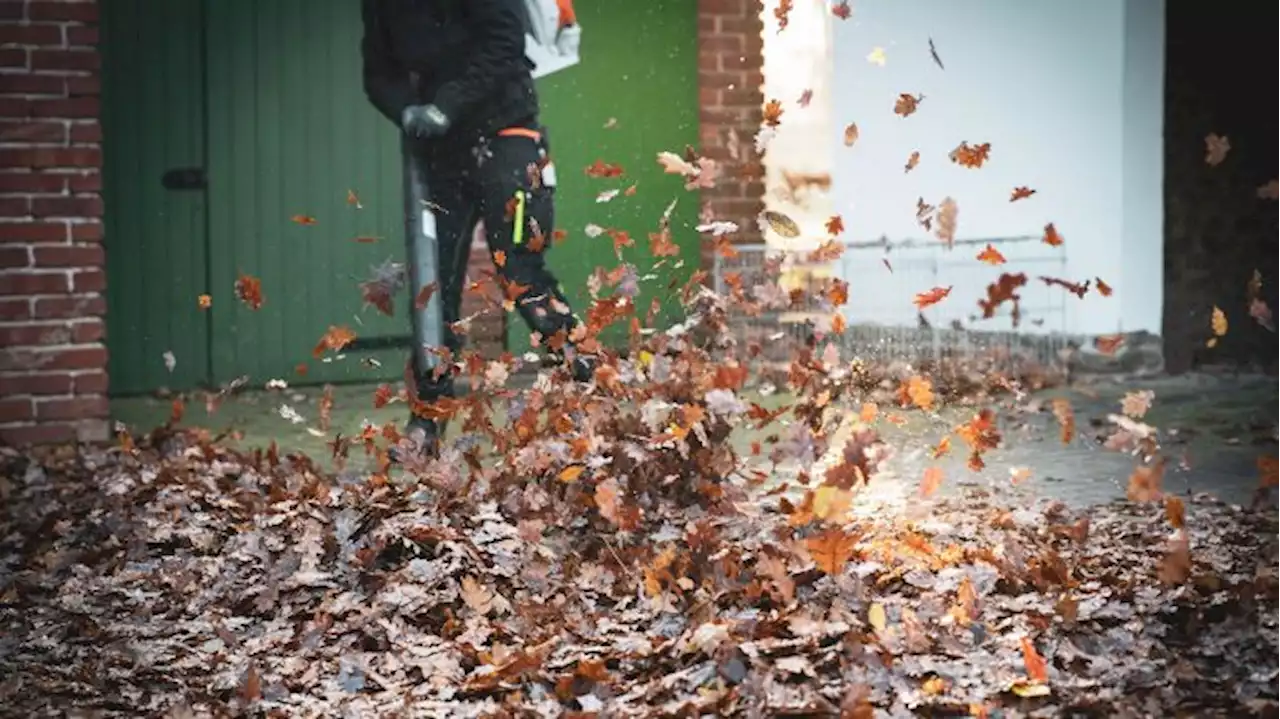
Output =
[{"x1": 710, "y1": 235, "x2": 1074, "y2": 370}]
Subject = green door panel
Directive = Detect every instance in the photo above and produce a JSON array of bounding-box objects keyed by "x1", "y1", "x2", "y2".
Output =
[
  {"x1": 101, "y1": 0, "x2": 209, "y2": 395},
  {"x1": 521, "y1": 0, "x2": 700, "y2": 354},
  {"x1": 204, "y1": 0, "x2": 406, "y2": 385}
]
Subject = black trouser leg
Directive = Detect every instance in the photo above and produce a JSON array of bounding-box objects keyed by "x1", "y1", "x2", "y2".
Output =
[{"x1": 474, "y1": 128, "x2": 577, "y2": 349}]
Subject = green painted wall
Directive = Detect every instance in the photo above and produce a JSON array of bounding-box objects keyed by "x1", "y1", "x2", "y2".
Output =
[
  {"x1": 522, "y1": 0, "x2": 701, "y2": 352},
  {"x1": 102, "y1": 0, "x2": 699, "y2": 393}
]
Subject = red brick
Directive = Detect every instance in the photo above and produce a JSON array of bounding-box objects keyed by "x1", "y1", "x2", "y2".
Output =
[
  {"x1": 28, "y1": 2, "x2": 99, "y2": 23},
  {"x1": 66, "y1": 172, "x2": 99, "y2": 192},
  {"x1": 0, "y1": 97, "x2": 32, "y2": 117},
  {"x1": 0, "y1": 24, "x2": 64, "y2": 46},
  {"x1": 32, "y1": 195, "x2": 101, "y2": 218},
  {"x1": 0, "y1": 246, "x2": 27, "y2": 267},
  {"x1": 699, "y1": 88, "x2": 721, "y2": 108},
  {"x1": 0, "y1": 271, "x2": 67, "y2": 295},
  {"x1": 700, "y1": 35, "x2": 743, "y2": 53},
  {"x1": 0, "y1": 196, "x2": 30, "y2": 216},
  {"x1": 35, "y1": 395, "x2": 107, "y2": 421},
  {"x1": 0, "y1": 147, "x2": 101, "y2": 169},
  {"x1": 33, "y1": 294, "x2": 103, "y2": 318},
  {"x1": 29, "y1": 97, "x2": 98, "y2": 119},
  {"x1": 698, "y1": 71, "x2": 746, "y2": 91},
  {"x1": 0, "y1": 322, "x2": 71, "y2": 346},
  {"x1": 698, "y1": 16, "x2": 715, "y2": 33},
  {"x1": 69, "y1": 221, "x2": 101, "y2": 241},
  {"x1": 65, "y1": 74, "x2": 98, "y2": 96},
  {"x1": 72, "y1": 370, "x2": 106, "y2": 393},
  {"x1": 0, "y1": 172, "x2": 66, "y2": 194},
  {"x1": 71, "y1": 318, "x2": 101, "y2": 342},
  {"x1": 720, "y1": 53, "x2": 758, "y2": 71},
  {"x1": 718, "y1": 16, "x2": 763, "y2": 35},
  {"x1": 0, "y1": 423, "x2": 76, "y2": 446},
  {"x1": 0, "y1": 298, "x2": 29, "y2": 319},
  {"x1": 0, "y1": 2, "x2": 24, "y2": 21},
  {"x1": 71, "y1": 268, "x2": 102, "y2": 292},
  {"x1": 699, "y1": 0, "x2": 749, "y2": 16},
  {"x1": 0, "y1": 372, "x2": 74, "y2": 395},
  {"x1": 0, "y1": 345, "x2": 107, "y2": 372},
  {"x1": 68, "y1": 121, "x2": 100, "y2": 143},
  {"x1": 0, "y1": 74, "x2": 64, "y2": 96},
  {"x1": 66, "y1": 25, "x2": 97, "y2": 47},
  {"x1": 721, "y1": 87, "x2": 763, "y2": 107},
  {"x1": 33, "y1": 244, "x2": 101, "y2": 267},
  {"x1": 697, "y1": 52, "x2": 719, "y2": 72},
  {"x1": 0, "y1": 48, "x2": 28, "y2": 69},
  {"x1": 0, "y1": 397, "x2": 33, "y2": 423},
  {"x1": 0, "y1": 221, "x2": 66, "y2": 242},
  {"x1": 31, "y1": 48, "x2": 98, "y2": 72}
]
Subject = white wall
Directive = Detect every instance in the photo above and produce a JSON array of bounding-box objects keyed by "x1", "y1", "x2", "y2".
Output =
[{"x1": 827, "y1": 0, "x2": 1163, "y2": 336}]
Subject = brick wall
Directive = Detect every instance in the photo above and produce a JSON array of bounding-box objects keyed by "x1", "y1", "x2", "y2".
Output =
[
  {"x1": 0, "y1": 0, "x2": 107, "y2": 445},
  {"x1": 697, "y1": 0, "x2": 765, "y2": 270}
]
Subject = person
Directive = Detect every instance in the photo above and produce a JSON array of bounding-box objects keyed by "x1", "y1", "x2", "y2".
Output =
[{"x1": 360, "y1": 0, "x2": 588, "y2": 456}]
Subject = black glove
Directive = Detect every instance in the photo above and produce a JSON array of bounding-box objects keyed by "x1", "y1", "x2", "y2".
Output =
[{"x1": 401, "y1": 104, "x2": 450, "y2": 139}]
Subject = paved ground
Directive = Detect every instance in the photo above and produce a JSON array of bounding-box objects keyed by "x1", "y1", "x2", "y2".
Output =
[{"x1": 111, "y1": 372, "x2": 1277, "y2": 510}]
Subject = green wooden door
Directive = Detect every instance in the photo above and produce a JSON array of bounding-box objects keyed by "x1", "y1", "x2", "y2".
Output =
[
  {"x1": 523, "y1": 0, "x2": 700, "y2": 353},
  {"x1": 101, "y1": 0, "x2": 209, "y2": 394},
  {"x1": 204, "y1": 0, "x2": 407, "y2": 385}
]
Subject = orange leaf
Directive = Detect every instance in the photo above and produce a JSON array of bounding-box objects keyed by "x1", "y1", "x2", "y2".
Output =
[
  {"x1": 1095, "y1": 278, "x2": 1113, "y2": 296},
  {"x1": 584, "y1": 159, "x2": 624, "y2": 178},
  {"x1": 1042, "y1": 223, "x2": 1064, "y2": 247},
  {"x1": 1020, "y1": 636, "x2": 1048, "y2": 683},
  {"x1": 1009, "y1": 186, "x2": 1036, "y2": 202},
  {"x1": 893, "y1": 93, "x2": 923, "y2": 117},
  {"x1": 832, "y1": 0, "x2": 851, "y2": 19},
  {"x1": 312, "y1": 325, "x2": 356, "y2": 358},
  {"x1": 913, "y1": 286, "x2": 951, "y2": 310},
  {"x1": 763, "y1": 99, "x2": 784, "y2": 127},
  {"x1": 1164, "y1": 496, "x2": 1185, "y2": 529},
  {"x1": 948, "y1": 141, "x2": 991, "y2": 168},
  {"x1": 805, "y1": 527, "x2": 856, "y2": 575},
  {"x1": 843, "y1": 123, "x2": 860, "y2": 147},
  {"x1": 904, "y1": 150, "x2": 920, "y2": 173},
  {"x1": 294, "y1": 363, "x2": 308, "y2": 376},
  {"x1": 234, "y1": 272, "x2": 264, "y2": 310},
  {"x1": 920, "y1": 466, "x2": 944, "y2": 497},
  {"x1": 1040, "y1": 276, "x2": 1090, "y2": 298},
  {"x1": 831, "y1": 313, "x2": 846, "y2": 334},
  {"x1": 291, "y1": 214, "x2": 317, "y2": 226},
  {"x1": 905, "y1": 375, "x2": 934, "y2": 411},
  {"x1": 372, "y1": 383, "x2": 394, "y2": 409},
  {"x1": 1126, "y1": 459, "x2": 1165, "y2": 502},
  {"x1": 1210, "y1": 305, "x2": 1228, "y2": 336},
  {"x1": 346, "y1": 189, "x2": 362, "y2": 208},
  {"x1": 494, "y1": 250, "x2": 507, "y2": 268},
  {"x1": 414, "y1": 281, "x2": 439, "y2": 311},
  {"x1": 1050, "y1": 398, "x2": 1075, "y2": 444},
  {"x1": 825, "y1": 215, "x2": 845, "y2": 235},
  {"x1": 169, "y1": 397, "x2": 185, "y2": 424},
  {"x1": 931, "y1": 435, "x2": 951, "y2": 458},
  {"x1": 197, "y1": 294, "x2": 212, "y2": 309},
  {"x1": 976, "y1": 244, "x2": 1006, "y2": 265},
  {"x1": 353, "y1": 235, "x2": 381, "y2": 243}
]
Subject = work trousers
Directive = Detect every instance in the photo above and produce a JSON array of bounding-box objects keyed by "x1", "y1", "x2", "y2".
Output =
[{"x1": 411, "y1": 122, "x2": 576, "y2": 402}]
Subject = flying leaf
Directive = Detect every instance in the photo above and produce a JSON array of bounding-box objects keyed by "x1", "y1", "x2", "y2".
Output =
[
  {"x1": 761, "y1": 210, "x2": 801, "y2": 238},
  {"x1": 904, "y1": 375, "x2": 935, "y2": 411},
  {"x1": 866, "y1": 47, "x2": 887, "y2": 66},
  {"x1": 948, "y1": 141, "x2": 991, "y2": 168},
  {"x1": 913, "y1": 286, "x2": 951, "y2": 310},
  {"x1": 1165, "y1": 496, "x2": 1186, "y2": 529},
  {"x1": 832, "y1": 0, "x2": 852, "y2": 20},
  {"x1": 976, "y1": 244, "x2": 1006, "y2": 265},
  {"x1": 931, "y1": 435, "x2": 951, "y2": 458},
  {"x1": 1210, "y1": 306, "x2": 1228, "y2": 336},
  {"x1": 893, "y1": 93, "x2": 923, "y2": 117},
  {"x1": 935, "y1": 198, "x2": 958, "y2": 247},
  {"x1": 1010, "y1": 466, "x2": 1032, "y2": 484},
  {"x1": 812, "y1": 486, "x2": 852, "y2": 522},
  {"x1": 1094, "y1": 333, "x2": 1125, "y2": 355},
  {"x1": 1051, "y1": 398, "x2": 1075, "y2": 444},
  {"x1": 1158, "y1": 533, "x2": 1192, "y2": 585},
  {"x1": 291, "y1": 214, "x2": 317, "y2": 226},
  {"x1": 904, "y1": 150, "x2": 920, "y2": 173},
  {"x1": 312, "y1": 325, "x2": 356, "y2": 358},
  {"x1": 353, "y1": 236, "x2": 381, "y2": 243},
  {"x1": 1121, "y1": 390, "x2": 1154, "y2": 419},
  {"x1": 414, "y1": 281, "x2": 439, "y2": 311},
  {"x1": 843, "y1": 123, "x2": 860, "y2": 147},
  {"x1": 234, "y1": 272, "x2": 264, "y2": 310},
  {"x1": 1042, "y1": 223, "x2": 1064, "y2": 247},
  {"x1": 584, "y1": 159, "x2": 624, "y2": 178},
  {"x1": 1249, "y1": 298, "x2": 1274, "y2": 331},
  {"x1": 346, "y1": 189, "x2": 362, "y2": 209},
  {"x1": 773, "y1": 0, "x2": 793, "y2": 30},
  {"x1": 825, "y1": 215, "x2": 845, "y2": 235},
  {"x1": 1257, "y1": 180, "x2": 1279, "y2": 200},
  {"x1": 162, "y1": 350, "x2": 176, "y2": 373},
  {"x1": 1095, "y1": 278, "x2": 1113, "y2": 296},
  {"x1": 197, "y1": 294, "x2": 212, "y2": 309},
  {"x1": 1126, "y1": 459, "x2": 1165, "y2": 501},
  {"x1": 656, "y1": 151, "x2": 696, "y2": 176},
  {"x1": 1009, "y1": 186, "x2": 1036, "y2": 202},
  {"x1": 809, "y1": 239, "x2": 844, "y2": 263},
  {"x1": 859, "y1": 402, "x2": 878, "y2": 423},
  {"x1": 763, "y1": 99, "x2": 784, "y2": 127},
  {"x1": 1040, "y1": 276, "x2": 1090, "y2": 298},
  {"x1": 919, "y1": 467, "x2": 944, "y2": 497},
  {"x1": 1204, "y1": 133, "x2": 1230, "y2": 166},
  {"x1": 928, "y1": 37, "x2": 945, "y2": 69},
  {"x1": 805, "y1": 528, "x2": 856, "y2": 575},
  {"x1": 797, "y1": 88, "x2": 813, "y2": 107}
]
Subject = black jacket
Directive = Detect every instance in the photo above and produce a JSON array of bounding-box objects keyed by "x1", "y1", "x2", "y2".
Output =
[{"x1": 360, "y1": 0, "x2": 540, "y2": 146}]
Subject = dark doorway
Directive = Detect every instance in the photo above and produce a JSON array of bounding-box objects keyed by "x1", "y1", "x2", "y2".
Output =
[{"x1": 1162, "y1": 0, "x2": 1279, "y2": 374}]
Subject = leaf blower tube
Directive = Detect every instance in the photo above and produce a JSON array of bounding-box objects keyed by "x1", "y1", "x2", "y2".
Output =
[{"x1": 402, "y1": 135, "x2": 442, "y2": 382}]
